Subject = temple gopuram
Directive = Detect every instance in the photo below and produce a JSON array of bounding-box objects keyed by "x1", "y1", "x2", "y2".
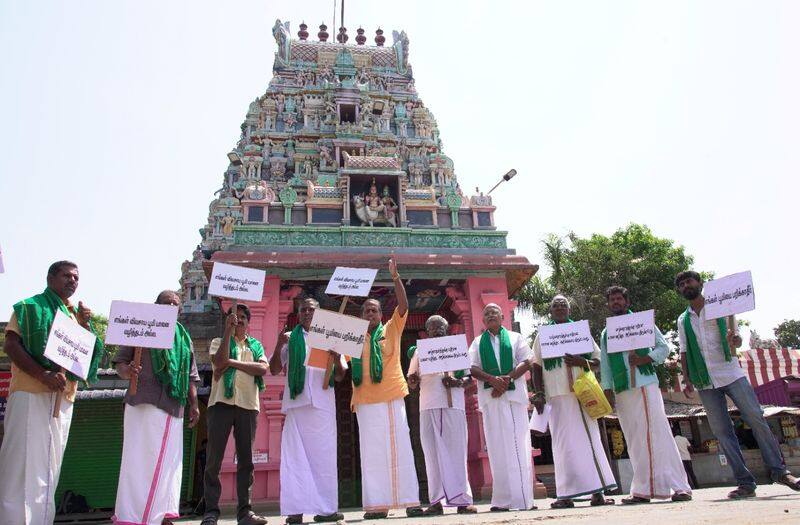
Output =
[{"x1": 178, "y1": 19, "x2": 539, "y2": 507}]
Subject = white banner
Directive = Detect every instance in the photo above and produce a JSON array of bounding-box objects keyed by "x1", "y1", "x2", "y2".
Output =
[
  {"x1": 416, "y1": 334, "x2": 470, "y2": 375},
  {"x1": 43, "y1": 310, "x2": 97, "y2": 381},
  {"x1": 306, "y1": 309, "x2": 370, "y2": 359},
  {"x1": 105, "y1": 301, "x2": 179, "y2": 349},
  {"x1": 605, "y1": 310, "x2": 656, "y2": 353},
  {"x1": 325, "y1": 267, "x2": 378, "y2": 297},
  {"x1": 208, "y1": 262, "x2": 266, "y2": 302},
  {"x1": 538, "y1": 320, "x2": 594, "y2": 359},
  {"x1": 703, "y1": 271, "x2": 755, "y2": 320}
]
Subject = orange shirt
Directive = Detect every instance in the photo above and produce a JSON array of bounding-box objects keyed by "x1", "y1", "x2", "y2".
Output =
[
  {"x1": 5, "y1": 312, "x2": 79, "y2": 402},
  {"x1": 351, "y1": 308, "x2": 408, "y2": 409}
]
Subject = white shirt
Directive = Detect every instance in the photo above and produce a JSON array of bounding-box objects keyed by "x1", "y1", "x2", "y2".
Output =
[
  {"x1": 279, "y1": 329, "x2": 348, "y2": 414},
  {"x1": 674, "y1": 434, "x2": 692, "y2": 461},
  {"x1": 408, "y1": 353, "x2": 466, "y2": 411},
  {"x1": 531, "y1": 333, "x2": 601, "y2": 399},
  {"x1": 469, "y1": 329, "x2": 532, "y2": 409},
  {"x1": 678, "y1": 308, "x2": 745, "y2": 390}
]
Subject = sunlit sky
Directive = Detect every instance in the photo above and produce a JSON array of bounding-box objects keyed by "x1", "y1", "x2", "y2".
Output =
[{"x1": 1, "y1": 1, "x2": 797, "y2": 343}]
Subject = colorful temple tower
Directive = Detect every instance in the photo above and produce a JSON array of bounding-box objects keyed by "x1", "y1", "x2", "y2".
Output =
[{"x1": 179, "y1": 20, "x2": 539, "y2": 506}]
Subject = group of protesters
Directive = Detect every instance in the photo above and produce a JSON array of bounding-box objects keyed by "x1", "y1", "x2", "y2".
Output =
[{"x1": 1, "y1": 260, "x2": 799, "y2": 525}]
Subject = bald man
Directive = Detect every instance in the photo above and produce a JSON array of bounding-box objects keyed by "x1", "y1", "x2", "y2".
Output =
[{"x1": 469, "y1": 304, "x2": 536, "y2": 511}]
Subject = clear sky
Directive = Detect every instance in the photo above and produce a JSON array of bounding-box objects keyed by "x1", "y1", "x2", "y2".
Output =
[{"x1": 1, "y1": 1, "x2": 797, "y2": 342}]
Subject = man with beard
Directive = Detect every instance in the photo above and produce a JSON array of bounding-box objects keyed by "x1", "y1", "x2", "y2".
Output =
[
  {"x1": 0, "y1": 261, "x2": 105, "y2": 524},
  {"x1": 407, "y1": 315, "x2": 477, "y2": 516},
  {"x1": 269, "y1": 298, "x2": 347, "y2": 524},
  {"x1": 676, "y1": 271, "x2": 800, "y2": 498},
  {"x1": 599, "y1": 286, "x2": 691, "y2": 504},
  {"x1": 351, "y1": 258, "x2": 424, "y2": 520},
  {"x1": 530, "y1": 295, "x2": 616, "y2": 508},
  {"x1": 469, "y1": 303, "x2": 536, "y2": 512}
]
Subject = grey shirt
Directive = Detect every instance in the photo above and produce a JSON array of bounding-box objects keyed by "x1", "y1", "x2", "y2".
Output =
[{"x1": 114, "y1": 345, "x2": 201, "y2": 418}]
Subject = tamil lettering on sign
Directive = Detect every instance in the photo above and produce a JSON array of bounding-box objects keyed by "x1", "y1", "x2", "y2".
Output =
[
  {"x1": 208, "y1": 262, "x2": 267, "y2": 302},
  {"x1": 538, "y1": 320, "x2": 593, "y2": 359},
  {"x1": 605, "y1": 310, "x2": 656, "y2": 354},
  {"x1": 306, "y1": 309, "x2": 370, "y2": 359},
  {"x1": 325, "y1": 267, "x2": 378, "y2": 297},
  {"x1": 416, "y1": 334, "x2": 470, "y2": 375},
  {"x1": 43, "y1": 310, "x2": 97, "y2": 381},
  {"x1": 105, "y1": 300, "x2": 179, "y2": 349},
  {"x1": 703, "y1": 271, "x2": 755, "y2": 320}
]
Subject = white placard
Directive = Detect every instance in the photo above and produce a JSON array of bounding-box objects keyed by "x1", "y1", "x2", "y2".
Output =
[
  {"x1": 306, "y1": 309, "x2": 370, "y2": 359},
  {"x1": 325, "y1": 267, "x2": 378, "y2": 297},
  {"x1": 416, "y1": 334, "x2": 470, "y2": 375},
  {"x1": 105, "y1": 300, "x2": 179, "y2": 349},
  {"x1": 208, "y1": 262, "x2": 266, "y2": 302},
  {"x1": 538, "y1": 320, "x2": 594, "y2": 359},
  {"x1": 605, "y1": 310, "x2": 656, "y2": 354},
  {"x1": 43, "y1": 310, "x2": 97, "y2": 381},
  {"x1": 703, "y1": 271, "x2": 755, "y2": 320},
  {"x1": 529, "y1": 403, "x2": 552, "y2": 432}
]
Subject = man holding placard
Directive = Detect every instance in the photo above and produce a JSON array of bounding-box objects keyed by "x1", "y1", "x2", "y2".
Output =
[
  {"x1": 0, "y1": 261, "x2": 105, "y2": 523},
  {"x1": 111, "y1": 291, "x2": 201, "y2": 525},
  {"x1": 269, "y1": 297, "x2": 347, "y2": 524},
  {"x1": 351, "y1": 258, "x2": 424, "y2": 520},
  {"x1": 407, "y1": 315, "x2": 476, "y2": 516},
  {"x1": 468, "y1": 303, "x2": 536, "y2": 512},
  {"x1": 202, "y1": 304, "x2": 269, "y2": 525},
  {"x1": 676, "y1": 271, "x2": 800, "y2": 498},
  {"x1": 599, "y1": 286, "x2": 691, "y2": 504},
  {"x1": 530, "y1": 295, "x2": 616, "y2": 508}
]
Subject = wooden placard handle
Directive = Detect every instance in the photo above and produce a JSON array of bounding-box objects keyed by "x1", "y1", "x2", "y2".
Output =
[
  {"x1": 322, "y1": 297, "x2": 349, "y2": 389},
  {"x1": 128, "y1": 347, "x2": 143, "y2": 395},
  {"x1": 629, "y1": 351, "x2": 637, "y2": 389},
  {"x1": 52, "y1": 366, "x2": 64, "y2": 418},
  {"x1": 444, "y1": 371, "x2": 453, "y2": 408}
]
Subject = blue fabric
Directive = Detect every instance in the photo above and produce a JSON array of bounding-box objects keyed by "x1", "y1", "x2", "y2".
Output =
[
  {"x1": 598, "y1": 326, "x2": 669, "y2": 392},
  {"x1": 698, "y1": 376, "x2": 788, "y2": 488}
]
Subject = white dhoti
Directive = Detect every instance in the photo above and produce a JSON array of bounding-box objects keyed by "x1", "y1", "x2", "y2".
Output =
[
  {"x1": 356, "y1": 399, "x2": 420, "y2": 511},
  {"x1": 480, "y1": 399, "x2": 535, "y2": 510},
  {"x1": 550, "y1": 394, "x2": 616, "y2": 499},
  {"x1": 280, "y1": 405, "x2": 338, "y2": 516},
  {"x1": 616, "y1": 383, "x2": 691, "y2": 499},
  {"x1": 112, "y1": 403, "x2": 183, "y2": 525},
  {"x1": 419, "y1": 408, "x2": 472, "y2": 507},
  {"x1": 0, "y1": 391, "x2": 73, "y2": 525}
]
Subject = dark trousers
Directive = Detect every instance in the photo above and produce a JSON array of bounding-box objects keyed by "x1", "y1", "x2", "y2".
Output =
[
  {"x1": 683, "y1": 460, "x2": 700, "y2": 489},
  {"x1": 203, "y1": 403, "x2": 258, "y2": 519}
]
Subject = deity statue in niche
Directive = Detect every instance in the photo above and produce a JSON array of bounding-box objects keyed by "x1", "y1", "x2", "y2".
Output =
[
  {"x1": 221, "y1": 213, "x2": 237, "y2": 236},
  {"x1": 382, "y1": 186, "x2": 398, "y2": 225},
  {"x1": 351, "y1": 178, "x2": 397, "y2": 227},
  {"x1": 318, "y1": 143, "x2": 333, "y2": 170}
]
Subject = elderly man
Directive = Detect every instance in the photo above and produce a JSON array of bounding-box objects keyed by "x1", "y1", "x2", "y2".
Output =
[
  {"x1": 269, "y1": 298, "x2": 347, "y2": 524},
  {"x1": 676, "y1": 271, "x2": 800, "y2": 498},
  {"x1": 600, "y1": 286, "x2": 691, "y2": 504},
  {"x1": 202, "y1": 304, "x2": 269, "y2": 525},
  {"x1": 530, "y1": 295, "x2": 615, "y2": 508},
  {"x1": 112, "y1": 290, "x2": 201, "y2": 525},
  {"x1": 351, "y1": 258, "x2": 424, "y2": 520},
  {"x1": 468, "y1": 303, "x2": 536, "y2": 512},
  {"x1": 407, "y1": 315, "x2": 477, "y2": 516},
  {"x1": 0, "y1": 261, "x2": 105, "y2": 524}
]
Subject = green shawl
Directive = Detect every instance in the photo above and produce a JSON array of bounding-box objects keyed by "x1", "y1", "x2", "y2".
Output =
[
  {"x1": 12, "y1": 288, "x2": 105, "y2": 384},
  {"x1": 352, "y1": 323, "x2": 383, "y2": 387},
  {"x1": 223, "y1": 335, "x2": 265, "y2": 398},
  {"x1": 287, "y1": 325, "x2": 333, "y2": 398},
  {"x1": 602, "y1": 312, "x2": 656, "y2": 393},
  {"x1": 683, "y1": 309, "x2": 732, "y2": 388},
  {"x1": 479, "y1": 327, "x2": 516, "y2": 391},
  {"x1": 407, "y1": 345, "x2": 465, "y2": 379},
  {"x1": 149, "y1": 321, "x2": 192, "y2": 405},
  {"x1": 542, "y1": 319, "x2": 593, "y2": 371}
]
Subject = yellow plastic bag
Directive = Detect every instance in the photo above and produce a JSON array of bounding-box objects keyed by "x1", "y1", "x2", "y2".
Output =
[{"x1": 573, "y1": 369, "x2": 612, "y2": 419}]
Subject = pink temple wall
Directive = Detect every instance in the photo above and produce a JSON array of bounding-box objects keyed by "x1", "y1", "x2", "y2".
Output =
[{"x1": 215, "y1": 275, "x2": 540, "y2": 506}]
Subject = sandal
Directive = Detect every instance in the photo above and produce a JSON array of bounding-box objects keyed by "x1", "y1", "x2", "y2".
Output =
[
  {"x1": 405, "y1": 506, "x2": 424, "y2": 517},
  {"x1": 286, "y1": 515, "x2": 303, "y2": 524},
  {"x1": 590, "y1": 495, "x2": 615, "y2": 506},
  {"x1": 671, "y1": 492, "x2": 692, "y2": 502},
  {"x1": 772, "y1": 472, "x2": 800, "y2": 491},
  {"x1": 550, "y1": 499, "x2": 574, "y2": 509},
  {"x1": 201, "y1": 515, "x2": 219, "y2": 525},
  {"x1": 313, "y1": 513, "x2": 344, "y2": 523},
  {"x1": 621, "y1": 496, "x2": 650, "y2": 505},
  {"x1": 728, "y1": 485, "x2": 756, "y2": 499},
  {"x1": 422, "y1": 503, "x2": 443, "y2": 516},
  {"x1": 363, "y1": 511, "x2": 388, "y2": 520},
  {"x1": 457, "y1": 506, "x2": 478, "y2": 514},
  {"x1": 490, "y1": 506, "x2": 509, "y2": 512}
]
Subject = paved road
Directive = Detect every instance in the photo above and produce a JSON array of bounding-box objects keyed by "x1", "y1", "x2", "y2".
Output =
[{"x1": 177, "y1": 485, "x2": 800, "y2": 524}]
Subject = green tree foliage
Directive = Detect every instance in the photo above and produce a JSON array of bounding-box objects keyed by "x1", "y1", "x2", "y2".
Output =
[
  {"x1": 90, "y1": 313, "x2": 118, "y2": 366},
  {"x1": 774, "y1": 319, "x2": 800, "y2": 348}
]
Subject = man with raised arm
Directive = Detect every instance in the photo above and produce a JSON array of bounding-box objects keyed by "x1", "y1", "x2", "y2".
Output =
[
  {"x1": 530, "y1": 295, "x2": 615, "y2": 508},
  {"x1": 269, "y1": 297, "x2": 347, "y2": 524},
  {"x1": 407, "y1": 315, "x2": 477, "y2": 516},
  {"x1": 676, "y1": 270, "x2": 800, "y2": 498},
  {"x1": 112, "y1": 290, "x2": 201, "y2": 525},
  {"x1": 201, "y1": 304, "x2": 269, "y2": 525},
  {"x1": 599, "y1": 286, "x2": 691, "y2": 504},
  {"x1": 468, "y1": 303, "x2": 536, "y2": 512},
  {"x1": 0, "y1": 260, "x2": 105, "y2": 524},
  {"x1": 351, "y1": 258, "x2": 424, "y2": 520}
]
